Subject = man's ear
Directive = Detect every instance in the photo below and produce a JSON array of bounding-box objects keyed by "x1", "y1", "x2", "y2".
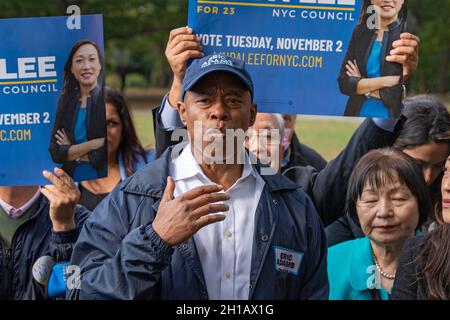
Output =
[
  {"x1": 249, "y1": 103, "x2": 257, "y2": 126},
  {"x1": 177, "y1": 101, "x2": 188, "y2": 126}
]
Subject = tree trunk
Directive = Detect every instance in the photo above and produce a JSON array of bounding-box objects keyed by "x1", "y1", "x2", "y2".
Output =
[
  {"x1": 437, "y1": 46, "x2": 449, "y2": 93},
  {"x1": 120, "y1": 73, "x2": 127, "y2": 93}
]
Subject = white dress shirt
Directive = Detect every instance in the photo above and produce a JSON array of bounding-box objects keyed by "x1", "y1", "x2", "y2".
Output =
[{"x1": 170, "y1": 145, "x2": 265, "y2": 300}]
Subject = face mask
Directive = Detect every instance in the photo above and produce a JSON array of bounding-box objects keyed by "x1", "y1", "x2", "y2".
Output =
[
  {"x1": 282, "y1": 128, "x2": 294, "y2": 151},
  {"x1": 247, "y1": 133, "x2": 281, "y2": 173}
]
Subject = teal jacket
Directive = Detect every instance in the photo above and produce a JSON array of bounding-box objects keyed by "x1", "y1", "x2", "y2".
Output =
[{"x1": 327, "y1": 237, "x2": 390, "y2": 300}]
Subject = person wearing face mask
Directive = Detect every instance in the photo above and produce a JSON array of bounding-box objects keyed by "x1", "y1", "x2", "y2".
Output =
[
  {"x1": 245, "y1": 113, "x2": 286, "y2": 175},
  {"x1": 327, "y1": 148, "x2": 431, "y2": 300},
  {"x1": 339, "y1": 0, "x2": 411, "y2": 118},
  {"x1": 49, "y1": 40, "x2": 107, "y2": 181},
  {"x1": 280, "y1": 114, "x2": 327, "y2": 173},
  {"x1": 391, "y1": 156, "x2": 450, "y2": 300},
  {"x1": 152, "y1": 26, "x2": 419, "y2": 227},
  {"x1": 326, "y1": 96, "x2": 450, "y2": 247},
  {"x1": 245, "y1": 113, "x2": 322, "y2": 177}
]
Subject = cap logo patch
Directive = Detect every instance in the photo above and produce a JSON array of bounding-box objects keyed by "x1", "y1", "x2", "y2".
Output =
[{"x1": 201, "y1": 54, "x2": 233, "y2": 69}]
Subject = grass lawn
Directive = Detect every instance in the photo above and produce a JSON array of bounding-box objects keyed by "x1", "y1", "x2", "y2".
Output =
[
  {"x1": 295, "y1": 117, "x2": 362, "y2": 160},
  {"x1": 131, "y1": 109, "x2": 362, "y2": 161},
  {"x1": 132, "y1": 109, "x2": 155, "y2": 149}
]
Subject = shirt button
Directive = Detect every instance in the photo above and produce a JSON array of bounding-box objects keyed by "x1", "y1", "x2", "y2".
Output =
[
  {"x1": 224, "y1": 230, "x2": 233, "y2": 238},
  {"x1": 224, "y1": 272, "x2": 231, "y2": 279},
  {"x1": 261, "y1": 234, "x2": 269, "y2": 242}
]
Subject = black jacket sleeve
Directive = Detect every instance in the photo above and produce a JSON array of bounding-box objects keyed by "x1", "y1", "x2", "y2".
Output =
[
  {"x1": 86, "y1": 90, "x2": 108, "y2": 170},
  {"x1": 338, "y1": 28, "x2": 362, "y2": 96},
  {"x1": 391, "y1": 235, "x2": 425, "y2": 300},
  {"x1": 49, "y1": 205, "x2": 91, "y2": 263},
  {"x1": 300, "y1": 194, "x2": 329, "y2": 300},
  {"x1": 87, "y1": 142, "x2": 107, "y2": 171},
  {"x1": 379, "y1": 84, "x2": 404, "y2": 119},
  {"x1": 49, "y1": 96, "x2": 71, "y2": 164},
  {"x1": 152, "y1": 106, "x2": 187, "y2": 159}
]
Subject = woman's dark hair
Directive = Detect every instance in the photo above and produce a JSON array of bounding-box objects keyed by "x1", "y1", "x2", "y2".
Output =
[
  {"x1": 395, "y1": 95, "x2": 450, "y2": 224},
  {"x1": 62, "y1": 40, "x2": 104, "y2": 96},
  {"x1": 105, "y1": 87, "x2": 147, "y2": 176},
  {"x1": 346, "y1": 148, "x2": 431, "y2": 228},
  {"x1": 395, "y1": 95, "x2": 450, "y2": 149},
  {"x1": 419, "y1": 223, "x2": 450, "y2": 299},
  {"x1": 358, "y1": 0, "x2": 408, "y2": 26}
]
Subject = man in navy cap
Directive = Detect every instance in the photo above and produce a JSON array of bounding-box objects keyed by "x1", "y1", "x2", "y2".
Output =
[{"x1": 68, "y1": 53, "x2": 328, "y2": 300}]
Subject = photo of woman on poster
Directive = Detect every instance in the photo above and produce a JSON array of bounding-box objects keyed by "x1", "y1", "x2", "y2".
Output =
[
  {"x1": 338, "y1": 0, "x2": 408, "y2": 118},
  {"x1": 49, "y1": 40, "x2": 107, "y2": 180}
]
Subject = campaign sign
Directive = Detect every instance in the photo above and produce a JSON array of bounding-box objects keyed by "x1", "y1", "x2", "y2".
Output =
[
  {"x1": 0, "y1": 15, "x2": 106, "y2": 186},
  {"x1": 188, "y1": 0, "x2": 364, "y2": 116}
]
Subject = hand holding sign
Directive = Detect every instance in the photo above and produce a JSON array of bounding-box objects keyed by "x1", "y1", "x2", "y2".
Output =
[
  {"x1": 166, "y1": 27, "x2": 203, "y2": 107},
  {"x1": 386, "y1": 33, "x2": 420, "y2": 80},
  {"x1": 41, "y1": 167, "x2": 80, "y2": 232}
]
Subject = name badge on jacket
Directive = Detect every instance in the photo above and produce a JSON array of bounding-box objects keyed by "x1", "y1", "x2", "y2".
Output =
[{"x1": 274, "y1": 246, "x2": 303, "y2": 276}]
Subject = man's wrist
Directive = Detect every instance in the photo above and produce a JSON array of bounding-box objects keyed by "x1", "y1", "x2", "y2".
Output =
[
  {"x1": 52, "y1": 217, "x2": 76, "y2": 232},
  {"x1": 168, "y1": 78, "x2": 183, "y2": 107}
]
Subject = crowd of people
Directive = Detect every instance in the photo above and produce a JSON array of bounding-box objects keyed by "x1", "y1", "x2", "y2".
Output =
[{"x1": 1, "y1": 2, "x2": 449, "y2": 301}]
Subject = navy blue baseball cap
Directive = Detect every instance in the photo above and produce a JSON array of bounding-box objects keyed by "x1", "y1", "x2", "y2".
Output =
[{"x1": 181, "y1": 54, "x2": 254, "y2": 101}]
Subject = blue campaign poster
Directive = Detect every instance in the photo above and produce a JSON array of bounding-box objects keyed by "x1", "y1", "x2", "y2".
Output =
[
  {"x1": 0, "y1": 15, "x2": 106, "y2": 186},
  {"x1": 188, "y1": 0, "x2": 365, "y2": 116}
]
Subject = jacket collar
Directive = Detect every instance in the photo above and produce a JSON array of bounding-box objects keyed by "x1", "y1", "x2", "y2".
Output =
[
  {"x1": 75, "y1": 83, "x2": 102, "y2": 99},
  {"x1": 20, "y1": 194, "x2": 50, "y2": 224},
  {"x1": 387, "y1": 18, "x2": 402, "y2": 31},
  {"x1": 365, "y1": 18, "x2": 402, "y2": 34},
  {"x1": 121, "y1": 145, "x2": 300, "y2": 198}
]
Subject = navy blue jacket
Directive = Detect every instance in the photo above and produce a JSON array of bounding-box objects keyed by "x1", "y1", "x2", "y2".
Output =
[
  {"x1": 0, "y1": 195, "x2": 90, "y2": 300},
  {"x1": 68, "y1": 147, "x2": 329, "y2": 300}
]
